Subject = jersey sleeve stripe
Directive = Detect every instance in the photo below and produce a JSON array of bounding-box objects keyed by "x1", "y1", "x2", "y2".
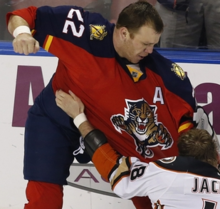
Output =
[
  {"x1": 43, "y1": 35, "x2": 54, "y2": 51},
  {"x1": 92, "y1": 143, "x2": 121, "y2": 181},
  {"x1": 178, "y1": 121, "x2": 194, "y2": 134},
  {"x1": 111, "y1": 157, "x2": 131, "y2": 191}
]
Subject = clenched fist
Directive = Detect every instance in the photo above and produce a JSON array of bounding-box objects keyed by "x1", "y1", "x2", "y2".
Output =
[{"x1": 12, "y1": 33, "x2": 40, "y2": 55}]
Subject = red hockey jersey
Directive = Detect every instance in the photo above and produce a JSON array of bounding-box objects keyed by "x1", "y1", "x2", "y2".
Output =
[{"x1": 6, "y1": 5, "x2": 196, "y2": 162}]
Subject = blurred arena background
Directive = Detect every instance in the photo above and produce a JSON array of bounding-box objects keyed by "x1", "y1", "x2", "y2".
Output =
[{"x1": 0, "y1": 1, "x2": 220, "y2": 208}]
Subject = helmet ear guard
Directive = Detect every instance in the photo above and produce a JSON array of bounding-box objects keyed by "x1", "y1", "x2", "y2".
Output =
[{"x1": 84, "y1": 129, "x2": 108, "y2": 158}]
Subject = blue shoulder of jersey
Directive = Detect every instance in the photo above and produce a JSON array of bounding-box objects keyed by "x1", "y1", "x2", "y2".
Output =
[
  {"x1": 34, "y1": 5, "x2": 115, "y2": 58},
  {"x1": 144, "y1": 49, "x2": 196, "y2": 109}
]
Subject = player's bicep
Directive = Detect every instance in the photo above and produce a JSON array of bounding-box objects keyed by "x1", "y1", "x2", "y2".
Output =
[
  {"x1": 62, "y1": 8, "x2": 85, "y2": 38},
  {"x1": 34, "y1": 6, "x2": 87, "y2": 47}
]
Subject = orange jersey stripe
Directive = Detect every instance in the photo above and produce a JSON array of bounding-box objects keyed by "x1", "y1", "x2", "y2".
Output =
[{"x1": 92, "y1": 143, "x2": 121, "y2": 181}]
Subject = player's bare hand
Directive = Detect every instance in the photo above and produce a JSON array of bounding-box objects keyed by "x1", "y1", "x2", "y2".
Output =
[
  {"x1": 55, "y1": 89, "x2": 85, "y2": 119},
  {"x1": 12, "y1": 33, "x2": 40, "y2": 55}
]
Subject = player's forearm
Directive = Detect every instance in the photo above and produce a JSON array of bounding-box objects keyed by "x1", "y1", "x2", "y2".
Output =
[
  {"x1": 6, "y1": 6, "x2": 38, "y2": 34},
  {"x1": 78, "y1": 120, "x2": 109, "y2": 159},
  {"x1": 83, "y1": 128, "x2": 121, "y2": 181},
  {"x1": 7, "y1": 15, "x2": 30, "y2": 35},
  {"x1": 55, "y1": 89, "x2": 121, "y2": 177},
  {"x1": 80, "y1": 121, "x2": 146, "y2": 196},
  {"x1": 78, "y1": 121, "x2": 121, "y2": 180},
  {"x1": 92, "y1": 142, "x2": 121, "y2": 181},
  {"x1": 78, "y1": 121, "x2": 94, "y2": 138}
]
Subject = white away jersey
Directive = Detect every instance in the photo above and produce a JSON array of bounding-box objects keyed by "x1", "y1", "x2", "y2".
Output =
[{"x1": 109, "y1": 156, "x2": 220, "y2": 209}]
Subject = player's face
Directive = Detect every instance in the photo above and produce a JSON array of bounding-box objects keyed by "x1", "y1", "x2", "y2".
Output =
[{"x1": 123, "y1": 25, "x2": 161, "y2": 63}]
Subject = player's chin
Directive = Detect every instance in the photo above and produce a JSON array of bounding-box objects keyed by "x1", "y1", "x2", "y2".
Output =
[{"x1": 131, "y1": 56, "x2": 144, "y2": 64}]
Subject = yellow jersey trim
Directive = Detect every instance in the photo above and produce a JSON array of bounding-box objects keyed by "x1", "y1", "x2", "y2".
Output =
[{"x1": 44, "y1": 35, "x2": 53, "y2": 51}]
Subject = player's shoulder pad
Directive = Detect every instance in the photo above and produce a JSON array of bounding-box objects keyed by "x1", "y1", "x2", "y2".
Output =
[{"x1": 155, "y1": 156, "x2": 220, "y2": 178}]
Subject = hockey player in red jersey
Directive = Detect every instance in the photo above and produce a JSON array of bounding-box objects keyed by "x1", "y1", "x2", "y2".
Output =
[{"x1": 7, "y1": 2, "x2": 197, "y2": 209}]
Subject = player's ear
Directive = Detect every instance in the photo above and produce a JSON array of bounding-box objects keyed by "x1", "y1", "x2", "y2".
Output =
[{"x1": 119, "y1": 27, "x2": 128, "y2": 41}]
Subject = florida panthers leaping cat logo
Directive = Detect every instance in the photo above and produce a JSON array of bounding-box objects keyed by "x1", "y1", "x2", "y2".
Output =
[{"x1": 111, "y1": 99, "x2": 173, "y2": 158}]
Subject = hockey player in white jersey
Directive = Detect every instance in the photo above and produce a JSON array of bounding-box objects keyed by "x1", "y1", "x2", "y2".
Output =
[{"x1": 55, "y1": 90, "x2": 220, "y2": 209}]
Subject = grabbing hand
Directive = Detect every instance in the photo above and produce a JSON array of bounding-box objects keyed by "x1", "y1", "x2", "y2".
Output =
[
  {"x1": 13, "y1": 33, "x2": 40, "y2": 55},
  {"x1": 193, "y1": 106, "x2": 214, "y2": 137},
  {"x1": 55, "y1": 89, "x2": 85, "y2": 119}
]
